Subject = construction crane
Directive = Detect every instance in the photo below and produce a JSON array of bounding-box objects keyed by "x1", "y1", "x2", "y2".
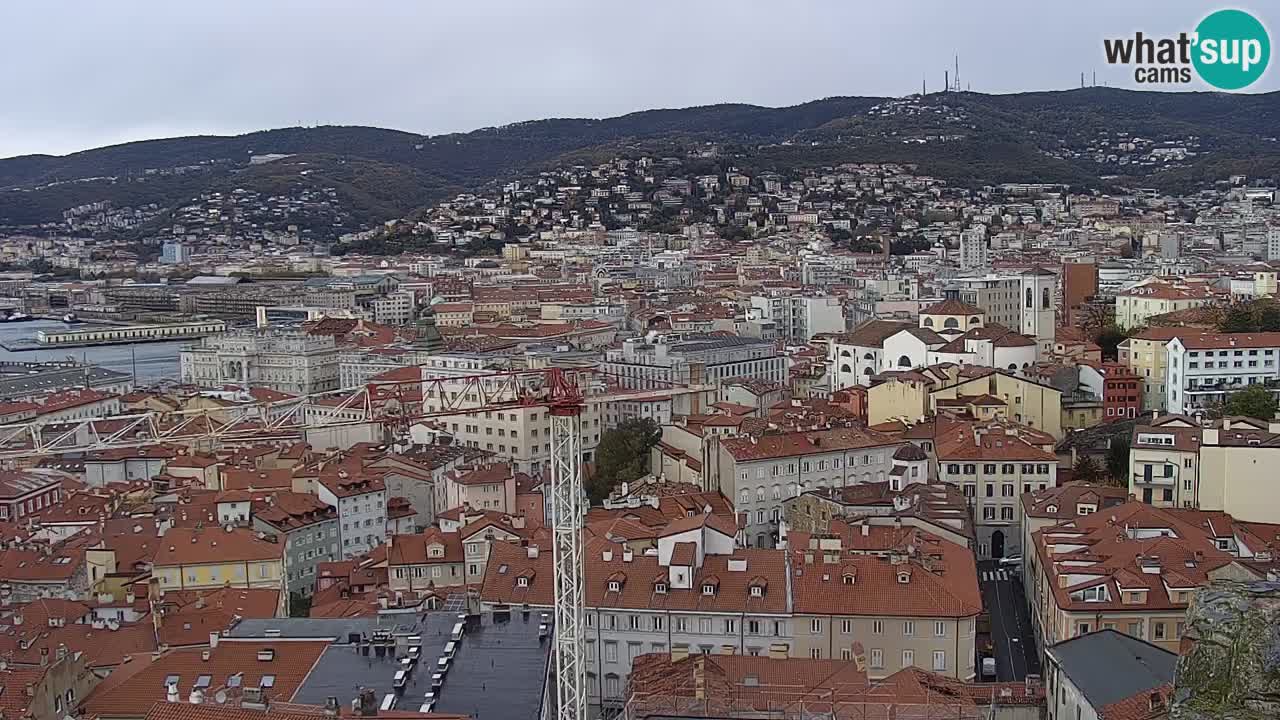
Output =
[{"x1": 0, "y1": 366, "x2": 617, "y2": 720}]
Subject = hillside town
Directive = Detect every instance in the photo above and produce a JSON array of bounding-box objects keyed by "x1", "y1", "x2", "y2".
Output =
[{"x1": 0, "y1": 151, "x2": 1276, "y2": 720}]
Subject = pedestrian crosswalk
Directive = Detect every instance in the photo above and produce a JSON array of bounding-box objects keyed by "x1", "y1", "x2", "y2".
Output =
[{"x1": 981, "y1": 569, "x2": 1012, "y2": 582}]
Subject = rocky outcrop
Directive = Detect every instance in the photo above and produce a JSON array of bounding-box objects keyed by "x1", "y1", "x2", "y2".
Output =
[{"x1": 1172, "y1": 580, "x2": 1280, "y2": 720}]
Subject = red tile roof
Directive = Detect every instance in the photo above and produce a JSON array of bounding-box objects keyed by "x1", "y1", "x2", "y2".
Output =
[
  {"x1": 721, "y1": 427, "x2": 900, "y2": 461},
  {"x1": 83, "y1": 640, "x2": 331, "y2": 717},
  {"x1": 154, "y1": 527, "x2": 284, "y2": 567}
]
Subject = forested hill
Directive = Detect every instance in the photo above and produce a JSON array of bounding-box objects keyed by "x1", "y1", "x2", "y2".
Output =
[{"x1": 3, "y1": 88, "x2": 1279, "y2": 229}]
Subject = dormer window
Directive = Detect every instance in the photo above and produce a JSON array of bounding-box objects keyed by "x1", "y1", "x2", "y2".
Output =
[
  {"x1": 749, "y1": 586, "x2": 763, "y2": 597},
  {"x1": 607, "y1": 581, "x2": 621, "y2": 593},
  {"x1": 896, "y1": 570, "x2": 911, "y2": 584},
  {"x1": 654, "y1": 583, "x2": 667, "y2": 594},
  {"x1": 517, "y1": 577, "x2": 528, "y2": 588},
  {"x1": 842, "y1": 573, "x2": 856, "y2": 585},
  {"x1": 702, "y1": 584, "x2": 716, "y2": 596}
]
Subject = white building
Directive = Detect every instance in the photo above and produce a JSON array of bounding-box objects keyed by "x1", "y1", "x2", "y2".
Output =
[
  {"x1": 316, "y1": 470, "x2": 387, "y2": 558},
  {"x1": 180, "y1": 329, "x2": 339, "y2": 394},
  {"x1": 603, "y1": 335, "x2": 786, "y2": 390},
  {"x1": 1267, "y1": 227, "x2": 1280, "y2": 261},
  {"x1": 748, "y1": 294, "x2": 845, "y2": 341},
  {"x1": 958, "y1": 225, "x2": 987, "y2": 271},
  {"x1": 410, "y1": 363, "x2": 604, "y2": 475},
  {"x1": 1165, "y1": 332, "x2": 1280, "y2": 415},
  {"x1": 1018, "y1": 267, "x2": 1057, "y2": 357},
  {"x1": 370, "y1": 291, "x2": 415, "y2": 325}
]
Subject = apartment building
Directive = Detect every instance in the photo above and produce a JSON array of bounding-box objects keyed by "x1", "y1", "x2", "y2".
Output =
[
  {"x1": 251, "y1": 491, "x2": 339, "y2": 599},
  {"x1": 434, "y1": 462, "x2": 518, "y2": 514},
  {"x1": 386, "y1": 528, "x2": 466, "y2": 600},
  {"x1": 152, "y1": 527, "x2": 285, "y2": 592},
  {"x1": 1198, "y1": 416, "x2": 1280, "y2": 524},
  {"x1": 958, "y1": 226, "x2": 987, "y2": 271},
  {"x1": 1128, "y1": 414, "x2": 1201, "y2": 509},
  {"x1": 1044, "y1": 630, "x2": 1176, "y2": 720},
  {"x1": 953, "y1": 276, "x2": 1022, "y2": 331},
  {"x1": 1115, "y1": 280, "x2": 1216, "y2": 330},
  {"x1": 783, "y1": 480, "x2": 974, "y2": 551},
  {"x1": 480, "y1": 517, "x2": 789, "y2": 712},
  {"x1": 0, "y1": 469, "x2": 68, "y2": 522},
  {"x1": 748, "y1": 294, "x2": 845, "y2": 342},
  {"x1": 1017, "y1": 483, "x2": 1130, "y2": 641},
  {"x1": 1028, "y1": 501, "x2": 1260, "y2": 654},
  {"x1": 1118, "y1": 327, "x2": 1187, "y2": 413},
  {"x1": 315, "y1": 470, "x2": 387, "y2": 558},
  {"x1": 868, "y1": 364, "x2": 1064, "y2": 439},
  {"x1": 603, "y1": 335, "x2": 786, "y2": 391},
  {"x1": 709, "y1": 427, "x2": 906, "y2": 548},
  {"x1": 1165, "y1": 332, "x2": 1280, "y2": 415},
  {"x1": 414, "y1": 365, "x2": 604, "y2": 475},
  {"x1": 935, "y1": 420, "x2": 1059, "y2": 559},
  {"x1": 786, "y1": 523, "x2": 981, "y2": 679}
]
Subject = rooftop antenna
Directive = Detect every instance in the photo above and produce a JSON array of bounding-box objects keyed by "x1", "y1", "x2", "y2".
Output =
[
  {"x1": 955, "y1": 55, "x2": 960, "y2": 92},
  {"x1": 922, "y1": 75, "x2": 927, "y2": 96},
  {"x1": 1093, "y1": 70, "x2": 1097, "y2": 87},
  {"x1": 945, "y1": 70, "x2": 949, "y2": 93}
]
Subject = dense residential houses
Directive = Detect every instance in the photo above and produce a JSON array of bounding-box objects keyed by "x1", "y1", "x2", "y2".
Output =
[
  {"x1": 1026, "y1": 500, "x2": 1273, "y2": 653},
  {"x1": 3, "y1": 137, "x2": 1280, "y2": 720},
  {"x1": 708, "y1": 427, "x2": 907, "y2": 548}
]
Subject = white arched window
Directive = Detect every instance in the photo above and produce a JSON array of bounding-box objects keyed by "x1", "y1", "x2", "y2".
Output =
[
  {"x1": 944, "y1": 318, "x2": 959, "y2": 329},
  {"x1": 923, "y1": 317, "x2": 934, "y2": 327},
  {"x1": 898, "y1": 355, "x2": 912, "y2": 367}
]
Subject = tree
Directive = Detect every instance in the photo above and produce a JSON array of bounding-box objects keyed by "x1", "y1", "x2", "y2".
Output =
[
  {"x1": 1219, "y1": 303, "x2": 1257, "y2": 332},
  {"x1": 586, "y1": 419, "x2": 662, "y2": 502},
  {"x1": 288, "y1": 592, "x2": 312, "y2": 618},
  {"x1": 1220, "y1": 385, "x2": 1279, "y2": 421},
  {"x1": 1094, "y1": 324, "x2": 1129, "y2": 361},
  {"x1": 1072, "y1": 455, "x2": 1103, "y2": 484},
  {"x1": 1105, "y1": 435, "x2": 1131, "y2": 487}
]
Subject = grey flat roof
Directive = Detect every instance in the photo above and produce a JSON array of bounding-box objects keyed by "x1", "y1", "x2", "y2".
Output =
[
  {"x1": 229, "y1": 611, "x2": 551, "y2": 720},
  {"x1": 0, "y1": 365, "x2": 132, "y2": 400},
  {"x1": 1048, "y1": 629, "x2": 1176, "y2": 708}
]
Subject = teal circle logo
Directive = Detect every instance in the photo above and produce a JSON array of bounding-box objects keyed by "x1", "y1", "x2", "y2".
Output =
[{"x1": 1193, "y1": 9, "x2": 1270, "y2": 90}]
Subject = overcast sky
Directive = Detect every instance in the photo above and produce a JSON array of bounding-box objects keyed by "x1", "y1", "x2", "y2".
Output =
[{"x1": 1, "y1": 1, "x2": 1275, "y2": 158}]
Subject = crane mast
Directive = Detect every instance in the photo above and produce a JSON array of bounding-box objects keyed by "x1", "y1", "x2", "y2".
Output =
[{"x1": 548, "y1": 368, "x2": 587, "y2": 720}]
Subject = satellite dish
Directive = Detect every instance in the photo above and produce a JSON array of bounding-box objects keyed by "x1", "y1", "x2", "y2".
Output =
[{"x1": 214, "y1": 691, "x2": 228, "y2": 705}]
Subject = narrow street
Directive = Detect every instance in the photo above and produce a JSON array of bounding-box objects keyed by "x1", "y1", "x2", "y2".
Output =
[{"x1": 978, "y1": 560, "x2": 1041, "y2": 681}]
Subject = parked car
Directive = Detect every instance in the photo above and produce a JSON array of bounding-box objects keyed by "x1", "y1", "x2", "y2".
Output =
[{"x1": 998, "y1": 555, "x2": 1022, "y2": 568}]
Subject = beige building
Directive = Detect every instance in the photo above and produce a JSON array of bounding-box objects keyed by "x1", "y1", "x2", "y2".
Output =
[
  {"x1": 1029, "y1": 501, "x2": 1261, "y2": 654},
  {"x1": 869, "y1": 365, "x2": 1064, "y2": 439},
  {"x1": 1128, "y1": 414, "x2": 1201, "y2": 508},
  {"x1": 1115, "y1": 280, "x2": 1216, "y2": 330},
  {"x1": 1119, "y1": 327, "x2": 1190, "y2": 412},
  {"x1": 1017, "y1": 483, "x2": 1130, "y2": 645},
  {"x1": 152, "y1": 527, "x2": 285, "y2": 592},
  {"x1": 786, "y1": 522, "x2": 981, "y2": 680},
  {"x1": 434, "y1": 462, "x2": 519, "y2": 514},
  {"x1": 1198, "y1": 417, "x2": 1280, "y2": 524},
  {"x1": 935, "y1": 419, "x2": 1060, "y2": 559},
  {"x1": 386, "y1": 528, "x2": 466, "y2": 599}
]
